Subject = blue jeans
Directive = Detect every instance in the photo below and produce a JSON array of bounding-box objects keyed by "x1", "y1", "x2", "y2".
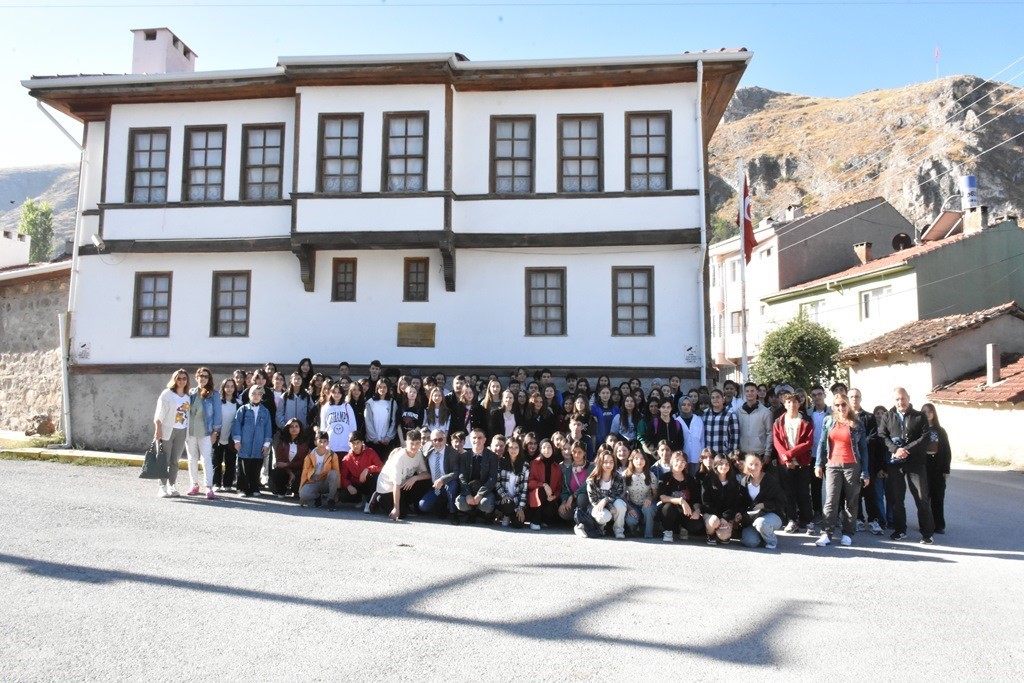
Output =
[
  {"x1": 418, "y1": 479, "x2": 459, "y2": 515},
  {"x1": 626, "y1": 502, "x2": 656, "y2": 538},
  {"x1": 741, "y1": 512, "x2": 782, "y2": 548}
]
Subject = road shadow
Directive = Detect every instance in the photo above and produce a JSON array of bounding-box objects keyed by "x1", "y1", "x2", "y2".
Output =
[{"x1": 0, "y1": 551, "x2": 816, "y2": 666}]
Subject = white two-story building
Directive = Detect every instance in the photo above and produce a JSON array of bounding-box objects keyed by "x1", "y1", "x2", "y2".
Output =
[{"x1": 24, "y1": 29, "x2": 749, "y2": 450}]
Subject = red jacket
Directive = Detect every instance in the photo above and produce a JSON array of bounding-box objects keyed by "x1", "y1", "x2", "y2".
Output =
[
  {"x1": 772, "y1": 414, "x2": 815, "y2": 467},
  {"x1": 527, "y1": 456, "x2": 563, "y2": 508},
  {"x1": 340, "y1": 447, "x2": 383, "y2": 488}
]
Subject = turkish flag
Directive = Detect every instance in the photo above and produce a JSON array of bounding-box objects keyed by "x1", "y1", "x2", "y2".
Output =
[{"x1": 738, "y1": 174, "x2": 755, "y2": 263}]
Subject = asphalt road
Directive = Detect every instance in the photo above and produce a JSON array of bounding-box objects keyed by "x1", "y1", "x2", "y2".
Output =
[{"x1": 1, "y1": 459, "x2": 1021, "y2": 681}]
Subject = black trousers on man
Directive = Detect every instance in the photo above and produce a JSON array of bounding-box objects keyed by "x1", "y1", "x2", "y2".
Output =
[{"x1": 889, "y1": 462, "x2": 935, "y2": 538}]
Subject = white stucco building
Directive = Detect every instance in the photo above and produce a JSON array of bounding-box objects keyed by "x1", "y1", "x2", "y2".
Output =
[{"x1": 24, "y1": 29, "x2": 750, "y2": 449}]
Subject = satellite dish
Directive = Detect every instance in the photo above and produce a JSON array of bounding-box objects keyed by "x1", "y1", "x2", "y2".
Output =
[{"x1": 892, "y1": 233, "x2": 913, "y2": 251}]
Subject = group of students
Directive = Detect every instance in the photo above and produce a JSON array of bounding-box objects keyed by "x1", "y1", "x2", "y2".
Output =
[{"x1": 151, "y1": 360, "x2": 951, "y2": 548}]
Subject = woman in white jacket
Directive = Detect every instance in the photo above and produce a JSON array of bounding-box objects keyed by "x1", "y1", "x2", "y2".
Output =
[
  {"x1": 364, "y1": 379, "x2": 398, "y2": 455},
  {"x1": 676, "y1": 397, "x2": 705, "y2": 477},
  {"x1": 153, "y1": 369, "x2": 191, "y2": 498},
  {"x1": 320, "y1": 383, "x2": 357, "y2": 456}
]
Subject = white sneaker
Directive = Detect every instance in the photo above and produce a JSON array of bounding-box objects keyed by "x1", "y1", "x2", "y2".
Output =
[
  {"x1": 500, "y1": 517, "x2": 511, "y2": 527},
  {"x1": 573, "y1": 524, "x2": 588, "y2": 538},
  {"x1": 363, "y1": 502, "x2": 371, "y2": 514},
  {"x1": 815, "y1": 533, "x2": 831, "y2": 547},
  {"x1": 806, "y1": 522, "x2": 817, "y2": 535},
  {"x1": 841, "y1": 535, "x2": 853, "y2": 546},
  {"x1": 765, "y1": 540, "x2": 778, "y2": 550},
  {"x1": 529, "y1": 523, "x2": 541, "y2": 530},
  {"x1": 166, "y1": 485, "x2": 179, "y2": 497},
  {"x1": 614, "y1": 530, "x2": 625, "y2": 539},
  {"x1": 663, "y1": 530, "x2": 674, "y2": 543},
  {"x1": 783, "y1": 520, "x2": 799, "y2": 534},
  {"x1": 870, "y1": 520, "x2": 883, "y2": 535},
  {"x1": 856, "y1": 520, "x2": 867, "y2": 532},
  {"x1": 157, "y1": 484, "x2": 168, "y2": 498}
]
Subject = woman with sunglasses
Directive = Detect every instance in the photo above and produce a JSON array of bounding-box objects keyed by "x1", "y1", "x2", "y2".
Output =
[{"x1": 814, "y1": 393, "x2": 870, "y2": 547}]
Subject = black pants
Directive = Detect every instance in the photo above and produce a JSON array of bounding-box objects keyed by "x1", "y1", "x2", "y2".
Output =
[
  {"x1": 528, "y1": 499, "x2": 560, "y2": 526},
  {"x1": 658, "y1": 502, "x2": 704, "y2": 535},
  {"x1": 889, "y1": 462, "x2": 935, "y2": 537},
  {"x1": 238, "y1": 457, "x2": 263, "y2": 496},
  {"x1": 777, "y1": 464, "x2": 813, "y2": 526},
  {"x1": 212, "y1": 441, "x2": 236, "y2": 488},
  {"x1": 810, "y1": 468, "x2": 823, "y2": 521},
  {"x1": 496, "y1": 499, "x2": 526, "y2": 528},
  {"x1": 859, "y1": 475, "x2": 883, "y2": 523},
  {"x1": 375, "y1": 479, "x2": 433, "y2": 519},
  {"x1": 338, "y1": 475, "x2": 379, "y2": 503},
  {"x1": 269, "y1": 467, "x2": 300, "y2": 496},
  {"x1": 926, "y1": 460, "x2": 947, "y2": 531}
]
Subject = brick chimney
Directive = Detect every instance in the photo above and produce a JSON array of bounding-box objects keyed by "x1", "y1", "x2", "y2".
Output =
[
  {"x1": 853, "y1": 241, "x2": 872, "y2": 265},
  {"x1": 131, "y1": 28, "x2": 196, "y2": 74},
  {"x1": 987, "y1": 343, "x2": 1001, "y2": 385},
  {"x1": 963, "y1": 205, "x2": 989, "y2": 235},
  {"x1": 785, "y1": 204, "x2": 804, "y2": 221}
]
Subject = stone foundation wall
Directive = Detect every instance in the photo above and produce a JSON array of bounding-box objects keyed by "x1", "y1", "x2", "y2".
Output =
[{"x1": 0, "y1": 276, "x2": 67, "y2": 433}]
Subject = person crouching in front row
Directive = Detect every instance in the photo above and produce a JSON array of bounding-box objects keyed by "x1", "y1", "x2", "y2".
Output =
[
  {"x1": 454, "y1": 428, "x2": 500, "y2": 524},
  {"x1": 371, "y1": 429, "x2": 432, "y2": 521},
  {"x1": 298, "y1": 431, "x2": 340, "y2": 510}
]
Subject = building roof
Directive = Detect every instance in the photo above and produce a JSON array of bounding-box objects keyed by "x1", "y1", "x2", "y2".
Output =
[
  {"x1": 928, "y1": 353, "x2": 1024, "y2": 404},
  {"x1": 835, "y1": 301, "x2": 1023, "y2": 361},
  {"x1": 772, "y1": 230, "x2": 978, "y2": 298},
  {"x1": 0, "y1": 259, "x2": 71, "y2": 286}
]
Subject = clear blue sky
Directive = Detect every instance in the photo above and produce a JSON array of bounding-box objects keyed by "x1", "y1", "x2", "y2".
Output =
[{"x1": 2, "y1": 0, "x2": 1022, "y2": 168}]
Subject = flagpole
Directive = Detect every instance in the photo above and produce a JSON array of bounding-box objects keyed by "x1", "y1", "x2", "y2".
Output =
[{"x1": 738, "y1": 158, "x2": 749, "y2": 382}]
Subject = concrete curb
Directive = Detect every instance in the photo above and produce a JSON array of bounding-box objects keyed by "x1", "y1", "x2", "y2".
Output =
[{"x1": 0, "y1": 448, "x2": 188, "y2": 469}]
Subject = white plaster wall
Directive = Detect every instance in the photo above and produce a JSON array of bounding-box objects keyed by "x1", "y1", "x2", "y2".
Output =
[
  {"x1": 926, "y1": 315, "x2": 1024, "y2": 386},
  {"x1": 295, "y1": 84, "x2": 446, "y2": 194},
  {"x1": 452, "y1": 195, "x2": 699, "y2": 233},
  {"x1": 848, "y1": 355, "x2": 934, "y2": 408},
  {"x1": 105, "y1": 98, "x2": 295, "y2": 204},
  {"x1": 71, "y1": 245, "x2": 701, "y2": 369},
  {"x1": 295, "y1": 197, "x2": 444, "y2": 232},
  {"x1": 83, "y1": 121, "x2": 105, "y2": 211},
  {"x1": 932, "y1": 402, "x2": 1024, "y2": 465},
  {"x1": 762, "y1": 270, "x2": 919, "y2": 348},
  {"x1": 102, "y1": 204, "x2": 290, "y2": 240},
  {"x1": 452, "y1": 84, "x2": 700, "y2": 194}
]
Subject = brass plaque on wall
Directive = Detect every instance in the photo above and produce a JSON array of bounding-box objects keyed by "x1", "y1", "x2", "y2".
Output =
[{"x1": 397, "y1": 323, "x2": 436, "y2": 348}]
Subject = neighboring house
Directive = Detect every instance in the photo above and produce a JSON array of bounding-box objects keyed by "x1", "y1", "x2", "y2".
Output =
[
  {"x1": 761, "y1": 207, "x2": 1024, "y2": 351},
  {"x1": 23, "y1": 28, "x2": 750, "y2": 451},
  {"x1": 833, "y1": 301, "x2": 1024, "y2": 422},
  {"x1": 709, "y1": 197, "x2": 914, "y2": 379},
  {"x1": 928, "y1": 351, "x2": 1024, "y2": 466},
  {"x1": 0, "y1": 258, "x2": 71, "y2": 433}
]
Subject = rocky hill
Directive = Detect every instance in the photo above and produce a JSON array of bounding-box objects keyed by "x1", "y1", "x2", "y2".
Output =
[
  {"x1": 3, "y1": 74, "x2": 1022, "y2": 256},
  {"x1": 708, "y1": 75, "x2": 1024, "y2": 240}
]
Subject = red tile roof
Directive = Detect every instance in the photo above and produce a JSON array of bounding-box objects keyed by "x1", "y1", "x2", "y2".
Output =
[
  {"x1": 928, "y1": 353, "x2": 1024, "y2": 404},
  {"x1": 774, "y1": 231, "x2": 978, "y2": 297},
  {"x1": 835, "y1": 301, "x2": 1023, "y2": 361}
]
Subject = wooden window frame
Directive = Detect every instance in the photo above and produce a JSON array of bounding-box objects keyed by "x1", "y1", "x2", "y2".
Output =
[
  {"x1": 625, "y1": 111, "x2": 672, "y2": 192},
  {"x1": 612, "y1": 266, "x2": 654, "y2": 337},
  {"x1": 210, "y1": 270, "x2": 251, "y2": 338},
  {"x1": 331, "y1": 258, "x2": 358, "y2": 302},
  {"x1": 240, "y1": 123, "x2": 286, "y2": 201},
  {"x1": 557, "y1": 114, "x2": 603, "y2": 193},
  {"x1": 182, "y1": 125, "x2": 227, "y2": 202},
  {"x1": 490, "y1": 115, "x2": 536, "y2": 194},
  {"x1": 316, "y1": 113, "x2": 363, "y2": 194},
  {"x1": 126, "y1": 127, "x2": 171, "y2": 204},
  {"x1": 132, "y1": 271, "x2": 172, "y2": 338},
  {"x1": 381, "y1": 111, "x2": 429, "y2": 193},
  {"x1": 524, "y1": 267, "x2": 567, "y2": 337},
  {"x1": 403, "y1": 257, "x2": 429, "y2": 302}
]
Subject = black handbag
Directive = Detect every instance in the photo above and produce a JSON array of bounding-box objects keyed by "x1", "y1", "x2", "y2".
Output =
[{"x1": 139, "y1": 439, "x2": 168, "y2": 480}]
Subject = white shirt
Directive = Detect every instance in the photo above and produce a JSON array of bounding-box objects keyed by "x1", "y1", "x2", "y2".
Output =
[
  {"x1": 314, "y1": 453, "x2": 326, "y2": 477},
  {"x1": 747, "y1": 481, "x2": 761, "y2": 500}
]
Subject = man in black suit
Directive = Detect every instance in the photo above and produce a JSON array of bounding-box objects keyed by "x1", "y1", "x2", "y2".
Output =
[
  {"x1": 417, "y1": 429, "x2": 462, "y2": 518},
  {"x1": 877, "y1": 387, "x2": 935, "y2": 544},
  {"x1": 455, "y1": 428, "x2": 499, "y2": 521}
]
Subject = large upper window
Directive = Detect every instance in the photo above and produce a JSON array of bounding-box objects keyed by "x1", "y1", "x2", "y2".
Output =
[
  {"x1": 184, "y1": 126, "x2": 226, "y2": 202},
  {"x1": 241, "y1": 124, "x2": 284, "y2": 200},
  {"x1": 626, "y1": 113, "x2": 670, "y2": 191},
  {"x1": 383, "y1": 113, "x2": 428, "y2": 192},
  {"x1": 613, "y1": 267, "x2": 654, "y2": 336},
  {"x1": 318, "y1": 115, "x2": 362, "y2": 193},
  {"x1": 491, "y1": 116, "x2": 534, "y2": 194},
  {"x1": 526, "y1": 268, "x2": 566, "y2": 336},
  {"x1": 127, "y1": 128, "x2": 170, "y2": 203},
  {"x1": 211, "y1": 271, "x2": 250, "y2": 337},
  {"x1": 558, "y1": 115, "x2": 602, "y2": 192},
  {"x1": 133, "y1": 272, "x2": 172, "y2": 337}
]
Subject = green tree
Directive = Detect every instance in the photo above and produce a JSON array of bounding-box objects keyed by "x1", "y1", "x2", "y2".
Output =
[
  {"x1": 17, "y1": 198, "x2": 55, "y2": 263},
  {"x1": 751, "y1": 314, "x2": 844, "y2": 390}
]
